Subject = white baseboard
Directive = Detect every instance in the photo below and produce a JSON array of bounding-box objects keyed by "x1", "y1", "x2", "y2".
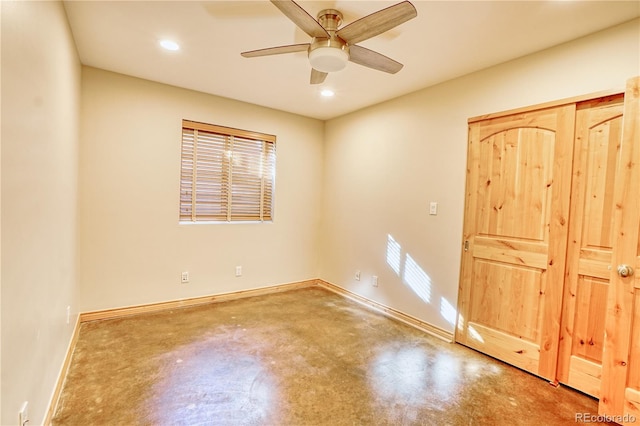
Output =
[{"x1": 317, "y1": 279, "x2": 454, "y2": 343}]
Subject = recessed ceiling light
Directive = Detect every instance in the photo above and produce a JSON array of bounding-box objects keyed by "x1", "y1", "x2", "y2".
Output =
[
  {"x1": 159, "y1": 40, "x2": 180, "y2": 51},
  {"x1": 320, "y1": 89, "x2": 335, "y2": 97}
]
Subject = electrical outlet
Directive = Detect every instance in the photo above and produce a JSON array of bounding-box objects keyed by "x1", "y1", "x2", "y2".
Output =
[
  {"x1": 235, "y1": 266, "x2": 242, "y2": 277},
  {"x1": 355, "y1": 270, "x2": 361, "y2": 281},
  {"x1": 181, "y1": 271, "x2": 189, "y2": 283},
  {"x1": 66, "y1": 305, "x2": 71, "y2": 325},
  {"x1": 19, "y1": 401, "x2": 28, "y2": 426},
  {"x1": 372, "y1": 275, "x2": 378, "y2": 287}
]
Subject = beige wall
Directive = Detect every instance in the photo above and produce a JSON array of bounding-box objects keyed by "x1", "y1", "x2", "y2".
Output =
[
  {"x1": 1, "y1": 1, "x2": 81, "y2": 424},
  {"x1": 319, "y1": 18, "x2": 640, "y2": 333},
  {"x1": 78, "y1": 67, "x2": 324, "y2": 312},
  {"x1": 1, "y1": 4, "x2": 638, "y2": 422}
]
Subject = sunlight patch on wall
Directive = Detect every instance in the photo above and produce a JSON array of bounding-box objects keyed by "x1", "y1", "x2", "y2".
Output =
[
  {"x1": 386, "y1": 234, "x2": 432, "y2": 305},
  {"x1": 440, "y1": 297, "x2": 457, "y2": 326},
  {"x1": 386, "y1": 234, "x2": 401, "y2": 276},
  {"x1": 403, "y1": 254, "x2": 431, "y2": 304}
]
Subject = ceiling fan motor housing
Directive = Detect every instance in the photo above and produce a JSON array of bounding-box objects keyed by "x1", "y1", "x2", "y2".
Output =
[{"x1": 309, "y1": 9, "x2": 349, "y2": 73}]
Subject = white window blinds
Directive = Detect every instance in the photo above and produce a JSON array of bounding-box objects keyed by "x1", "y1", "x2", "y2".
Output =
[{"x1": 180, "y1": 120, "x2": 276, "y2": 222}]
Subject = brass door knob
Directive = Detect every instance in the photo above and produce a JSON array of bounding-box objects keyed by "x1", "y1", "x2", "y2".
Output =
[{"x1": 617, "y1": 264, "x2": 634, "y2": 278}]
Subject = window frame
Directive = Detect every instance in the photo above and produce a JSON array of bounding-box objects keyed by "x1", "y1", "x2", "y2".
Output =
[{"x1": 179, "y1": 119, "x2": 276, "y2": 224}]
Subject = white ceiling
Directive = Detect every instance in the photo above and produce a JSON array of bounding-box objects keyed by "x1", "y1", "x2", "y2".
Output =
[{"x1": 63, "y1": 1, "x2": 640, "y2": 120}]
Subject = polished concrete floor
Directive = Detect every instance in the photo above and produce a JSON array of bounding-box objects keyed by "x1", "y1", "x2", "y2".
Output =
[{"x1": 53, "y1": 287, "x2": 609, "y2": 425}]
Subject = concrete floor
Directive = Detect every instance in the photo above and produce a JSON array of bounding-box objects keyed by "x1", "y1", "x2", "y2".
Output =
[{"x1": 53, "y1": 287, "x2": 609, "y2": 425}]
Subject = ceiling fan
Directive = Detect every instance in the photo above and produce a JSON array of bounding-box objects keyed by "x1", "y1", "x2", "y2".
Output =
[{"x1": 241, "y1": 0, "x2": 417, "y2": 84}]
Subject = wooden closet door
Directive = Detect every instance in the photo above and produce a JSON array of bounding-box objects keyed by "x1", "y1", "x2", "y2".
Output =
[
  {"x1": 599, "y1": 76, "x2": 640, "y2": 420},
  {"x1": 457, "y1": 104, "x2": 575, "y2": 380},
  {"x1": 557, "y1": 95, "x2": 625, "y2": 397}
]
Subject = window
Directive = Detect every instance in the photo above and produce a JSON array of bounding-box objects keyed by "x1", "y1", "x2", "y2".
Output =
[{"x1": 180, "y1": 119, "x2": 276, "y2": 222}]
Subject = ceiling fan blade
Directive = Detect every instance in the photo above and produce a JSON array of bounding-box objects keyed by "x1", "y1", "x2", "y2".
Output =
[
  {"x1": 310, "y1": 68, "x2": 328, "y2": 84},
  {"x1": 241, "y1": 43, "x2": 309, "y2": 58},
  {"x1": 270, "y1": 0, "x2": 329, "y2": 38},
  {"x1": 349, "y1": 45, "x2": 403, "y2": 74},
  {"x1": 336, "y1": 1, "x2": 417, "y2": 45}
]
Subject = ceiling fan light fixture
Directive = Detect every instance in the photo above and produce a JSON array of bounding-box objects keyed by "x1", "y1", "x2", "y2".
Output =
[{"x1": 309, "y1": 47, "x2": 348, "y2": 73}]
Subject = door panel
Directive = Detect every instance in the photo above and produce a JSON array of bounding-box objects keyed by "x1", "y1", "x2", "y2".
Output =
[
  {"x1": 557, "y1": 95, "x2": 624, "y2": 397},
  {"x1": 469, "y1": 260, "x2": 541, "y2": 341},
  {"x1": 572, "y1": 276, "x2": 608, "y2": 363},
  {"x1": 457, "y1": 105, "x2": 575, "y2": 380},
  {"x1": 599, "y1": 76, "x2": 640, "y2": 420},
  {"x1": 478, "y1": 128, "x2": 554, "y2": 241}
]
